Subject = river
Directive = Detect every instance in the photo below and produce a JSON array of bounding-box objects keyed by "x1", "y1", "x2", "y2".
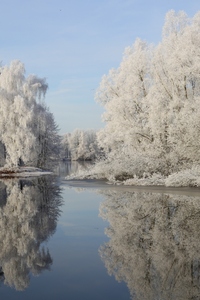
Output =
[{"x1": 0, "y1": 161, "x2": 200, "y2": 299}]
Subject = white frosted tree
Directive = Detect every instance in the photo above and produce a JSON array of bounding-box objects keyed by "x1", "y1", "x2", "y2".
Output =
[
  {"x1": 149, "y1": 10, "x2": 200, "y2": 172},
  {"x1": 61, "y1": 129, "x2": 101, "y2": 161},
  {"x1": 61, "y1": 133, "x2": 71, "y2": 159},
  {"x1": 0, "y1": 60, "x2": 60, "y2": 169},
  {"x1": 91, "y1": 10, "x2": 200, "y2": 182},
  {"x1": 33, "y1": 103, "x2": 61, "y2": 168},
  {"x1": 96, "y1": 38, "x2": 152, "y2": 156},
  {"x1": 94, "y1": 39, "x2": 159, "y2": 180}
]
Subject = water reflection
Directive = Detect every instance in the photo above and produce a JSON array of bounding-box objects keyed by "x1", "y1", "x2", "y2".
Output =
[
  {"x1": 0, "y1": 176, "x2": 62, "y2": 291},
  {"x1": 55, "y1": 160, "x2": 93, "y2": 178},
  {"x1": 99, "y1": 190, "x2": 200, "y2": 300}
]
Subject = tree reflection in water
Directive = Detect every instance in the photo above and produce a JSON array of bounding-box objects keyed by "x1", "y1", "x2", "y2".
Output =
[
  {"x1": 0, "y1": 176, "x2": 62, "y2": 291},
  {"x1": 99, "y1": 190, "x2": 200, "y2": 300}
]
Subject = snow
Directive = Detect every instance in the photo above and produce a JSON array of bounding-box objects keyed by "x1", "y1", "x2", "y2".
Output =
[
  {"x1": 0, "y1": 166, "x2": 52, "y2": 178},
  {"x1": 65, "y1": 164, "x2": 200, "y2": 188}
]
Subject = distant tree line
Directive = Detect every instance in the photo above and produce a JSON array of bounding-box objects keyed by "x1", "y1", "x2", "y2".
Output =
[{"x1": 61, "y1": 129, "x2": 103, "y2": 161}]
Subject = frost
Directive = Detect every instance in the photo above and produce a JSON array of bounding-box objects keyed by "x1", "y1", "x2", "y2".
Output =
[
  {"x1": 165, "y1": 166, "x2": 200, "y2": 187},
  {"x1": 61, "y1": 129, "x2": 102, "y2": 161},
  {"x1": 0, "y1": 60, "x2": 60, "y2": 169},
  {"x1": 124, "y1": 173, "x2": 165, "y2": 186},
  {"x1": 83, "y1": 10, "x2": 200, "y2": 187}
]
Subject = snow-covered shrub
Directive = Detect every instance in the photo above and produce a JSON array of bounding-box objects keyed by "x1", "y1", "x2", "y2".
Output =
[{"x1": 165, "y1": 166, "x2": 200, "y2": 187}]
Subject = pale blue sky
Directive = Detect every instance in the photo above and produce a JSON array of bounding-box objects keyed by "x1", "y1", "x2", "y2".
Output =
[{"x1": 0, "y1": 0, "x2": 199, "y2": 134}]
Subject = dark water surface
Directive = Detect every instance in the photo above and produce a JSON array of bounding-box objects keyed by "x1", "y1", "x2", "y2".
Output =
[{"x1": 1, "y1": 162, "x2": 200, "y2": 299}]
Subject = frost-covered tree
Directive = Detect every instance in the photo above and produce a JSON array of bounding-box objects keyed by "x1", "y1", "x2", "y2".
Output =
[
  {"x1": 92, "y1": 10, "x2": 200, "y2": 183},
  {"x1": 96, "y1": 38, "x2": 152, "y2": 155},
  {"x1": 0, "y1": 60, "x2": 60, "y2": 169},
  {"x1": 61, "y1": 129, "x2": 101, "y2": 161},
  {"x1": 61, "y1": 132, "x2": 71, "y2": 159},
  {"x1": 149, "y1": 10, "x2": 200, "y2": 170},
  {"x1": 33, "y1": 104, "x2": 61, "y2": 169}
]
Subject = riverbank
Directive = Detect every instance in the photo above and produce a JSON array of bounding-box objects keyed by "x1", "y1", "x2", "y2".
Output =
[{"x1": 63, "y1": 179, "x2": 200, "y2": 196}]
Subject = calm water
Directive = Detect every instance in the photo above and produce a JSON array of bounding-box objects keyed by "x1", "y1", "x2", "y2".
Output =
[{"x1": 1, "y1": 162, "x2": 200, "y2": 299}]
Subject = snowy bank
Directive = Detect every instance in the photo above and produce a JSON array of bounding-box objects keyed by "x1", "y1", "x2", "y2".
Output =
[
  {"x1": 65, "y1": 165, "x2": 200, "y2": 188},
  {"x1": 0, "y1": 166, "x2": 52, "y2": 178}
]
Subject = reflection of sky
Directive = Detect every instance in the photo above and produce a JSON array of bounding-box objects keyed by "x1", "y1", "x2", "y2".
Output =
[
  {"x1": 58, "y1": 188, "x2": 108, "y2": 236},
  {"x1": 41, "y1": 188, "x2": 130, "y2": 300},
  {"x1": 0, "y1": 186, "x2": 130, "y2": 300}
]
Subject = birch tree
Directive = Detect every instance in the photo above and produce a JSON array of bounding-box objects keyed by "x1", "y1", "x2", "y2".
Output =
[{"x1": 0, "y1": 60, "x2": 60, "y2": 168}]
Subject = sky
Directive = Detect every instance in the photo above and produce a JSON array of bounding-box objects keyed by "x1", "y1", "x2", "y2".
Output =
[{"x1": 0, "y1": 0, "x2": 199, "y2": 134}]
